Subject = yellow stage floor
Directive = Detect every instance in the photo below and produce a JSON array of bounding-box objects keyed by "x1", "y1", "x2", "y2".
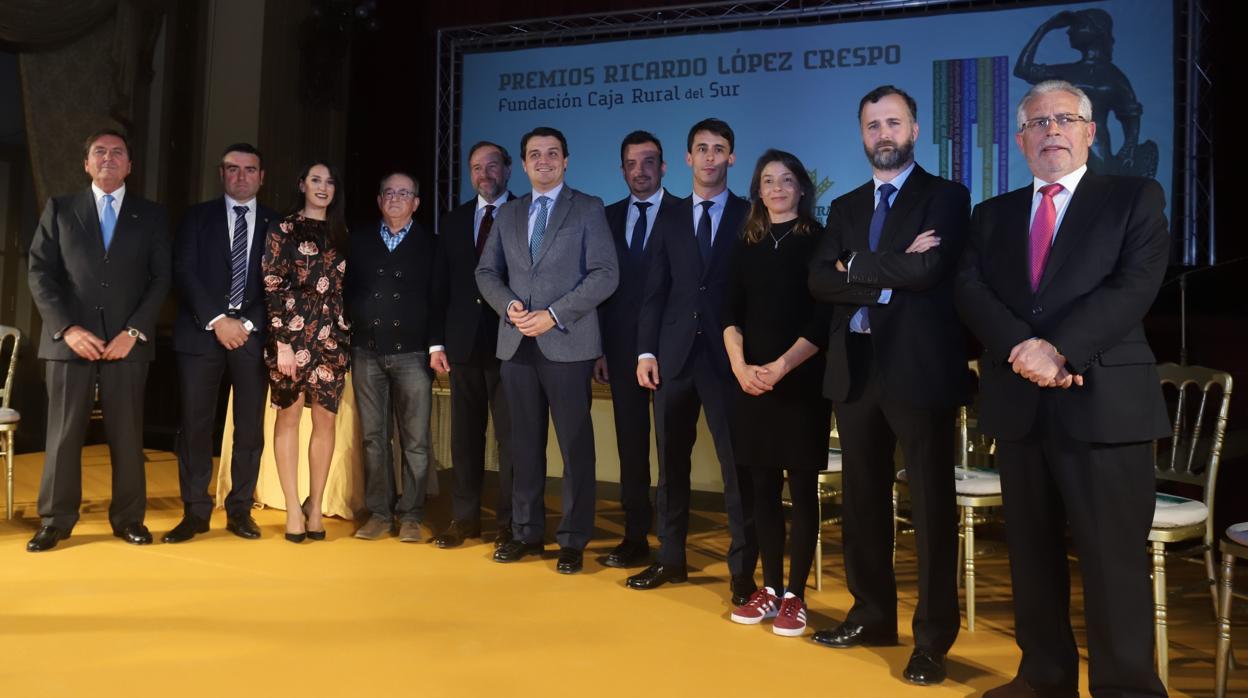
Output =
[{"x1": 0, "y1": 446, "x2": 1241, "y2": 696}]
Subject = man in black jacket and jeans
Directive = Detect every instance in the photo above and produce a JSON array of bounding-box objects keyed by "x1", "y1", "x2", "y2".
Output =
[{"x1": 345, "y1": 171, "x2": 436, "y2": 542}]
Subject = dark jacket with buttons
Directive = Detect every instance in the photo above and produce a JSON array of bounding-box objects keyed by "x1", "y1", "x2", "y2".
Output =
[
  {"x1": 429, "y1": 195, "x2": 514, "y2": 363},
  {"x1": 344, "y1": 220, "x2": 434, "y2": 355}
]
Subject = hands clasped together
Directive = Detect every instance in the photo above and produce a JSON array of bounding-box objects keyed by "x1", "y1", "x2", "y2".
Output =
[
  {"x1": 63, "y1": 325, "x2": 137, "y2": 361},
  {"x1": 1008, "y1": 337, "x2": 1084, "y2": 389}
]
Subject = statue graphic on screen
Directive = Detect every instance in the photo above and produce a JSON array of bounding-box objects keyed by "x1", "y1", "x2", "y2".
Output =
[{"x1": 1015, "y1": 9, "x2": 1158, "y2": 178}]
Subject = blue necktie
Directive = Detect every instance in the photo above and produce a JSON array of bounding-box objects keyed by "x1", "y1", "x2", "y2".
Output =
[
  {"x1": 101, "y1": 193, "x2": 117, "y2": 250},
  {"x1": 696, "y1": 200, "x2": 714, "y2": 265},
  {"x1": 529, "y1": 195, "x2": 550, "y2": 262},
  {"x1": 854, "y1": 182, "x2": 896, "y2": 332},
  {"x1": 230, "y1": 205, "x2": 249, "y2": 308},
  {"x1": 630, "y1": 201, "x2": 651, "y2": 259}
]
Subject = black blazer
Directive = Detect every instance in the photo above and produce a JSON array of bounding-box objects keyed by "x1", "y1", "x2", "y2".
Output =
[
  {"x1": 955, "y1": 173, "x2": 1171, "y2": 443},
  {"x1": 172, "y1": 198, "x2": 276, "y2": 356},
  {"x1": 637, "y1": 192, "x2": 748, "y2": 378},
  {"x1": 809, "y1": 164, "x2": 973, "y2": 409},
  {"x1": 430, "y1": 194, "x2": 515, "y2": 363},
  {"x1": 599, "y1": 190, "x2": 681, "y2": 368},
  {"x1": 28, "y1": 187, "x2": 171, "y2": 362}
]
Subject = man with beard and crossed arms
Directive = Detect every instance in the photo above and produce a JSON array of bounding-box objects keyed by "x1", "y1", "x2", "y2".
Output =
[
  {"x1": 807, "y1": 85, "x2": 971, "y2": 686},
  {"x1": 594, "y1": 130, "x2": 680, "y2": 569},
  {"x1": 958, "y1": 80, "x2": 1169, "y2": 698},
  {"x1": 430, "y1": 141, "x2": 517, "y2": 549},
  {"x1": 629, "y1": 118, "x2": 759, "y2": 605}
]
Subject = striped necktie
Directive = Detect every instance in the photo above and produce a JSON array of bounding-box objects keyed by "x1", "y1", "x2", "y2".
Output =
[
  {"x1": 529, "y1": 196, "x2": 550, "y2": 261},
  {"x1": 230, "y1": 205, "x2": 249, "y2": 308}
]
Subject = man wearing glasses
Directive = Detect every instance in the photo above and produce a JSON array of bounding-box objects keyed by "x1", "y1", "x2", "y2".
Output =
[
  {"x1": 344, "y1": 172, "x2": 437, "y2": 541},
  {"x1": 957, "y1": 80, "x2": 1170, "y2": 697}
]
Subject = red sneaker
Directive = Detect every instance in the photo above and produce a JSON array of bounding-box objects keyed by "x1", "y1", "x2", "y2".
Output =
[
  {"x1": 773, "y1": 592, "x2": 808, "y2": 636},
  {"x1": 730, "y1": 586, "x2": 779, "y2": 625}
]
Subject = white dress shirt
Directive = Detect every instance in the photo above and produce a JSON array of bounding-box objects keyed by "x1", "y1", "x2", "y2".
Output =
[
  {"x1": 625, "y1": 188, "x2": 666, "y2": 250},
  {"x1": 1028, "y1": 164, "x2": 1087, "y2": 246}
]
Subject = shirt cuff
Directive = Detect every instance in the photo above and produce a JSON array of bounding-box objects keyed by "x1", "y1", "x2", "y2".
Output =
[
  {"x1": 878, "y1": 288, "x2": 893, "y2": 304},
  {"x1": 547, "y1": 308, "x2": 563, "y2": 330},
  {"x1": 638, "y1": 353, "x2": 656, "y2": 361},
  {"x1": 206, "y1": 313, "x2": 227, "y2": 330},
  {"x1": 505, "y1": 300, "x2": 520, "y2": 324},
  {"x1": 429, "y1": 345, "x2": 445, "y2": 353}
]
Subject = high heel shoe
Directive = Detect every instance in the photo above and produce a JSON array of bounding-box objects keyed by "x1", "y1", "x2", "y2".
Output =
[
  {"x1": 286, "y1": 505, "x2": 307, "y2": 543},
  {"x1": 302, "y1": 497, "x2": 326, "y2": 541}
]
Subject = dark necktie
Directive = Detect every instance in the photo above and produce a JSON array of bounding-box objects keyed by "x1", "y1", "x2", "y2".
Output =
[
  {"x1": 229, "y1": 205, "x2": 249, "y2": 308},
  {"x1": 476, "y1": 204, "x2": 495, "y2": 258},
  {"x1": 530, "y1": 196, "x2": 550, "y2": 262},
  {"x1": 857, "y1": 182, "x2": 896, "y2": 332},
  {"x1": 696, "y1": 200, "x2": 714, "y2": 265},
  {"x1": 630, "y1": 201, "x2": 652, "y2": 259},
  {"x1": 1029, "y1": 183, "x2": 1063, "y2": 291}
]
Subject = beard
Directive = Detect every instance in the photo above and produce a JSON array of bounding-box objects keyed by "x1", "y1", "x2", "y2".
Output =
[{"x1": 864, "y1": 137, "x2": 915, "y2": 171}]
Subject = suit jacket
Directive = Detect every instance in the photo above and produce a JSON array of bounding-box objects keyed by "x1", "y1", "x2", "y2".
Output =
[
  {"x1": 172, "y1": 197, "x2": 276, "y2": 356},
  {"x1": 28, "y1": 187, "x2": 171, "y2": 362},
  {"x1": 809, "y1": 164, "x2": 973, "y2": 408},
  {"x1": 599, "y1": 190, "x2": 681, "y2": 369},
  {"x1": 637, "y1": 192, "x2": 748, "y2": 379},
  {"x1": 430, "y1": 194, "x2": 515, "y2": 363},
  {"x1": 955, "y1": 173, "x2": 1171, "y2": 443},
  {"x1": 474, "y1": 185, "x2": 619, "y2": 362},
  {"x1": 344, "y1": 219, "x2": 436, "y2": 354}
]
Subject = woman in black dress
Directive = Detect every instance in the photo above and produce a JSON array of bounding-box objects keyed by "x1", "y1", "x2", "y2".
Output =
[
  {"x1": 262, "y1": 161, "x2": 350, "y2": 541},
  {"x1": 722, "y1": 149, "x2": 831, "y2": 636}
]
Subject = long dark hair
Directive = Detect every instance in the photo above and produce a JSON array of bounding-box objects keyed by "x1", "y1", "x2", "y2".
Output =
[
  {"x1": 743, "y1": 149, "x2": 818, "y2": 245},
  {"x1": 291, "y1": 160, "x2": 348, "y2": 252}
]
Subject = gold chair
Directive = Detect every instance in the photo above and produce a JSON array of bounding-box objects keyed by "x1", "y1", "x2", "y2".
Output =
[
  {"x1": 1150, "y1": 363, "x2": 1232, "y2": 688},
  {"x1": 0, "y1": 325, "x2": 21, "y2": 519},
  {"x1": 1216, "y1": 522, "x2": 1247, "y2": 698}
]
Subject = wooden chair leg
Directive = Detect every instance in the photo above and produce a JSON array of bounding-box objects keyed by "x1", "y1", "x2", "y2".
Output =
[
  {"x1": 1216, "y1": 550, "x2": 1234, "y2": 698},
  {"x1": 1152, "y1": 541, "x2": 1169, "y2": 688},
  {"x1": 964, "y1": 505, "x2": 976, "y2": 632}
]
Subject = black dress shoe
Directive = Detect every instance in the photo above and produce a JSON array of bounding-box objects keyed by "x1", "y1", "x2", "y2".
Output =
[
  {"x1": 730, "y1": 575, "x2": 759, "y2": 606},
  {"x1": 162, "y1": 515, "x2": 210, "y2": 543},
  {"x1": 626, "y1": 562, "x2": 688, "y2": 590},
  {"x1": 903, "y1": 649, "x2": 947, "y2": 685},
  {"x1": 556, "y1": 547, "x2": 583, "y2": 574},
  {"x1": 226, "y1": 514, "x2": 261, "y2": 539},
  {"x1": 603, "y1": 538, "x2": 650, "y2": 568},
  {"x1": 27, "y1": 525, "x2": 71, "y2": 552},
  {"x1": 811, "y1": 621, "x2": 899, "y2": 649},
  {"x1": 493, "y1": 539, "x2": 543, "y2": 563},
  {"x1": 983, "y1": 678, "x2": 1078, "y2": 698},
  {"x1": 494, "y1": 525, "x2": 514, "y2": 550},
  {"x1": 114, "y1": 523, "x2": 153, "y2": 545},
  {"x1": 434, "y1": 520, "x2": 481, "y2": 549}
]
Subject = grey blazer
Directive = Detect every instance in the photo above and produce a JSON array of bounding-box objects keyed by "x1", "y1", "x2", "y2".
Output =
[{"x1": 475, "y1": 185, "x2": 618, "y2": 362}]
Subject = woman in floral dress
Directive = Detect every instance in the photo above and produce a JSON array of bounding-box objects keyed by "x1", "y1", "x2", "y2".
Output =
[{"x1": 262, "y1": 161, "x2": 350, "y2": 541}]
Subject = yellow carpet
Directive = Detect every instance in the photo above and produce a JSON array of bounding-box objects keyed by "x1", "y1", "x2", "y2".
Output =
[{"x1": 0, "y1": 446, "x2": 1238, "y2": 696}]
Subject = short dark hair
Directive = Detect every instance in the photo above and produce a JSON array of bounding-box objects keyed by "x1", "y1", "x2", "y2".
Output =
[
  {"x1": 520, "y1": 127, "x2": 569, "y2": 159},
  {"x1": 619, "y1": 130, "x2": 663, "y2": 165},
  {"x1": 221, "y1": 142, "x2": 264, "y2": 169},
  {"x1": 83, "y1": 128, "x2": 131, "y2": 159},
  {"x1": 378, "y1": 171, "x2": 419, "y2": 196},
  {"x1": 468, "y1": 141, "x2": 512, "y2": 167},
  {"x1": 858, "y1": 85, "x2": 918, "y2": 122},
  {"x1": 686, "y1": 118, "x2": 734, "y2": 154}
]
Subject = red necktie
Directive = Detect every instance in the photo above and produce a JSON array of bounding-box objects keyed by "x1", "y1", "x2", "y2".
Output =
[
  {"x1": 1029, "y1": 183, "x2": 1063, "y2": 291},
  {"x1": 475, "y1": 204, "x2": 495, "y2": 258}
]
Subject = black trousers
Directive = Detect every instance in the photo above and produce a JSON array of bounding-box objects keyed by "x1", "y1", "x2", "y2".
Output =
[
  {"x1": 834, "y1": 333, "x2": 960, "y2": 654},
  {"x1": 175, "y1": 347, "x2": 267, "y2": 519},
  {"x1": 38, "y1": 359, "x2": 149, "y2": 530},
  {"x1": 501, "y1": 338, "x2": 596, "y2": 550},
  {"x1": 997, "y1": 396, "x2": 1165, "y2": 697},
  {"x1": 751, "y1": 467, "x2": 819, "y2": 598},
  {"x1": 653, "y1": 342, "x2": 757, "y2": 577},
  {"x1": 448, "y1": 354, "x2": 513, "y2": 528},
  {"x1": 605, "y1": 352, "x2": 653, "y2": 542}
]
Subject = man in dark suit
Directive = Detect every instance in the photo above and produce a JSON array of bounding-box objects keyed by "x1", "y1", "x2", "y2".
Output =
[
  {"x1": 807, "y1": 86, "x2": 970, "y2": 685},
  {"x1": 594, "y1": 130, "x2": 678, "y2": 569},
  {"x1": 475, "y1": 127, "x2": 618, "y2": 574},
  {"x1": 430, "y1": 141, "x2": 516, "y2": 549},
  {"x1": 628, "y1": 118, "x2": 758, "y2": 605},
  {"x1": 26, "y1": 128, "x2": 171, "y2": 551},
  {"x1": 957, "y1": 80, "x2": 1169, "y2": 698},
  {"x1": 165, "y1": 143, "x2": 273, "y2": 543}
]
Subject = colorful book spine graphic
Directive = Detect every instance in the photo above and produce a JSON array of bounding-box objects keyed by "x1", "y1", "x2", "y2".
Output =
[{"x1": 932, "y1": 56, "x2": 1011, "y2": 201}]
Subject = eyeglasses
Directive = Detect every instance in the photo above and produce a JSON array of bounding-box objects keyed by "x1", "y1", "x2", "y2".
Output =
[
  {"x1": 1019, "y1": 113, "x2": 1090, "y2": 132},
  {"x1": 381, "y1": 190, "x2": 416, "y2": 200}
]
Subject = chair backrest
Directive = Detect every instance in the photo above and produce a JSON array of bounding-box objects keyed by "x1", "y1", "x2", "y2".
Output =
[
  {"x1": 1155, "y1": 363, "x2": 1233, "y2": 534},
  {"x1": 0, "y1": 325, "x2": 19, "y2": 410}
]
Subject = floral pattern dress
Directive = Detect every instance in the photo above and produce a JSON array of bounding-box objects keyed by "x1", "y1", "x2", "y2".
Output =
[{"x1": 262, "y1": 214, "x2": 350, "y2": 412}]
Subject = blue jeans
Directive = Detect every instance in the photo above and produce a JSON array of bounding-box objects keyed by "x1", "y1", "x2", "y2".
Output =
[{"x1": 351, "y1": 349, "x2": 432, "y2": 522}]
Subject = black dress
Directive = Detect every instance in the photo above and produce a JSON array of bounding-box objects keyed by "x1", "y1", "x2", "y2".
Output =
[{"x1": 722, "y1": 219, "x2": 832, "y2": 470}]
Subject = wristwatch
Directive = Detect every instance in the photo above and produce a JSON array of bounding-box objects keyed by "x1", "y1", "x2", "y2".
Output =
[{"x1": 127, "y1": 328, "x2": 140, "y2": 338}]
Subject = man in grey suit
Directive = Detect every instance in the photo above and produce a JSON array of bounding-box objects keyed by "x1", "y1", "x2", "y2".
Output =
[
  {"x1": 475, "y1": 126, "x2": 619, "y2": 574},
  {"x1": 26, "y1": 128, "x2": 171, "y2": 551}
]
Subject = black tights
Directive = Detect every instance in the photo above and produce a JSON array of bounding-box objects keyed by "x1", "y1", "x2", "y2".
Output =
[{"x1": 750, "y1": 467, "x2": 819, "y2": 599}]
